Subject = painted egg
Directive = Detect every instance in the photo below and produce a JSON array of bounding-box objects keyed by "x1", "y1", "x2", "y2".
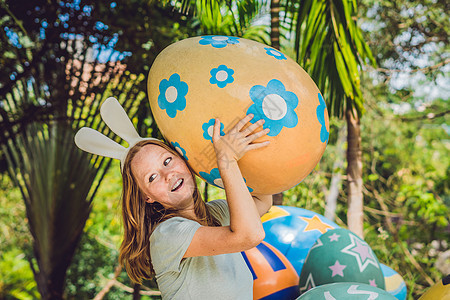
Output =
[
  {"x1": 297, "y1": 282, "x2": 397, "y2": 299},
  {"x1": 299, "y1": 228, "x2": 385, "y2": 294},
  {"x1": 419, "y1": 274, "x2": 450, "y2": 300},
  {"x1": 242, "y1": 241, "x2": 300, "y2": 299},
  {"x1": 261, "y1": 206, "x2": 339, "y2": 276},
  {"x1": 380, "y1": 263, "x2": 407, "y2": 300},
  {"x1": 147, "y1": 35, "x2": 329, "y2": 194}
]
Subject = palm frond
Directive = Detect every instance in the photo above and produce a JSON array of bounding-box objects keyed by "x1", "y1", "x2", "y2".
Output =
[{"x1": 284, "y1": 0, "x2": 375, "y2": 118}]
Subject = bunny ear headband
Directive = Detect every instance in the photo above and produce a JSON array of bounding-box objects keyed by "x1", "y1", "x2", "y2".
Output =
[{"x1": 74, "y1": 97, "x2": 160, "y2": 170}]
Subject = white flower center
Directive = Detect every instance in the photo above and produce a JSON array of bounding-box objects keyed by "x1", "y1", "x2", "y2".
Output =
[
  {"x1": 207, "y1": 125, "x2": 214, "y2": 138},
  {"x1": 165, "y1": 86, "x2": 178, "y2": 103},
  {"x1": 271, "y1": 50, "x2": 282, "y2": 56},
  {"x1": 216, "y1": 70, "x2": 228, "y2": 82},
  {"x1": 175, "y1": 146, "x2": 182, "y2": 155},
  {"x1": 214, "y1": 178, "x2": 224, "y2": 188},
  {"x1": 212, "y1": 36, "x2": 228, "y2": 41},
  {"x1": 262, "y1": 94, "x2": 288, "y2": 120}
]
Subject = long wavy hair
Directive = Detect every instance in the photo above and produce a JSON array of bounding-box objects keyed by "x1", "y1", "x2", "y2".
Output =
[{"x1": 118, "y1": 139, "x2": 220, "y2": 284}]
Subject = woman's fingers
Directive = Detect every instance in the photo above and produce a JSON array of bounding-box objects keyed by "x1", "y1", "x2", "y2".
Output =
[
  {"x1": 212, "y1": 118, "x2": 221, "y2": 142},
  {"x1": 246, "y1": 128, "x2": 270, "y2": 143},
  {"x1": 245, "y1": 140, "x2": 270, "y2": 151},
  {"x1": 242, "y1": 119, "x2": 265, "y2": 136},
  {"x1": 233, "y1": 114, "x2": 254, "y2": 132}
]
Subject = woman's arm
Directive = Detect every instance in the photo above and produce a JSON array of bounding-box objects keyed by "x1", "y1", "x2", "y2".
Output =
[
  {"x1": 252, "y1": 194, "x2": 273, "y2": 217},
  {"x1": 184, "y1": 114, "x2": 270, "y2": 258}
]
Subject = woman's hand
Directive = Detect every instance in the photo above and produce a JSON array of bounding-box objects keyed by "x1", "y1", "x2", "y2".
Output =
[{"x1": 212, "y1": 114, "x2": 270, "y2": 163}]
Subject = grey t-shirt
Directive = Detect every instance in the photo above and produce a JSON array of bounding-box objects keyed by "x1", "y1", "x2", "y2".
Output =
[{"x1": 150, "y1": 199, "x2": 253, "y2": 300}]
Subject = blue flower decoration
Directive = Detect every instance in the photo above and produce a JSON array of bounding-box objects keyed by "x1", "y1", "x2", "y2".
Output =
[
  {"x1": 199, "y1": 168, "x2": 224, "y2": 189},
  {"x1": 210, "y1": 65, "x2": 235, "y2": 88},
  {"x1": 202, "y1": 119, "x2": 225, "y2": 142},
  {"x1": 200, "y1": 168, "x2": 253, "y2": 192},
  {"x1": 316, "y1": 93, "x2": 329, "y2": 143},
  {"x1": 246, "y1": 79, "x2": 299, "y2": 136},
  {"x1": 199, "y1": 36, "x2": 240, "y2": 48},
  {"x1": 170, "y1": 141, "x2": 188, "y2": 161},
  {"x1": 157, "y1": 73, "x2": 188, "y2": 118},
  {"x1": 264, "y1": 47, "x2": 287, "y2": 60}
]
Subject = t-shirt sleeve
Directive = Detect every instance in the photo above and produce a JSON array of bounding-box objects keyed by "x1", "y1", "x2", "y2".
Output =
[
  {"x1": 150, "y1": 217, "x2": 201, "y2": 274},
  {"x1": 206, "y1": 199, "x2": 230, "y2": 226}
]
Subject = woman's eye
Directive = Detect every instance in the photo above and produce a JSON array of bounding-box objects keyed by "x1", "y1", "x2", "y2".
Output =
[
  {"x1": 164, "y1": 157, "x2": 172, "y2": 166},
  {"x1": 149, "y1": 174, "x2": 157, "y2": 182}
]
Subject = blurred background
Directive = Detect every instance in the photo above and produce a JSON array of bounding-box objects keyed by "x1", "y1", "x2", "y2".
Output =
[{"x1": 0, "y1": 0, "x2": 448, "y2": 299}]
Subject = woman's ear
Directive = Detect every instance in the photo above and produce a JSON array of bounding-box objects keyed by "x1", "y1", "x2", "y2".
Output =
[{"x1": 145, "y1": 197, "x2": 155, "y2": 204}]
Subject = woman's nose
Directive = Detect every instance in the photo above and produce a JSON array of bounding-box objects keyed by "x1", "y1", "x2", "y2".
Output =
[{"x1": 163, "y1": 169, "x2": 175, "y2": 182}]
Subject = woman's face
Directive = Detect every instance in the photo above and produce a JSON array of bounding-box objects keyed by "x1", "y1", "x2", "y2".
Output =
[{"x1": 131, "y1": 144, "x2": 196, "y2": 210}]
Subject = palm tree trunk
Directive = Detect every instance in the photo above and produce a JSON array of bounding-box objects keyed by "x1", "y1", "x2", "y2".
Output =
[
  {"x1": 325, "y1": 125, "x2": 346, "y2": 221},
  {"x1": 346, "y1": 108, "x2": 363, "y2": 238},
  {"x1": 270, "y1": 0, "x2": 280, "y2": 50}
]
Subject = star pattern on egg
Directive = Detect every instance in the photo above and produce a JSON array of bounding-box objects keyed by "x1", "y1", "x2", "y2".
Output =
[
  {"x1": 299, "y1": 273, "x2": 316, "y2": 293},
  {"x1": 329, "y1": 260, "x2": 347, "y2": 277},
  {"x1": 328, "y1": 233, "x2": 341, "y2": 242},
  {"x1": 341, "y1": 234, "x2": 380, "y2": 273},
  {"x1": 300, "y1": 215, "x2": 334, "y2": 234},
  {"x1": 369, "y1": 279, "x2": 377, "y2": 287}
]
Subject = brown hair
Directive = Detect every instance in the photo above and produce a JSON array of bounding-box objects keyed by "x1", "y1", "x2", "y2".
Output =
[{"x1": 118, "y1": 139, "x2": 220, "y2": 284}]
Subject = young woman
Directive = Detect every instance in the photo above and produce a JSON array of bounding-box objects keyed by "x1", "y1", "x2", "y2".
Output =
[{"x1": 119, "y1": 114, "x2": 272, "y2": 299}]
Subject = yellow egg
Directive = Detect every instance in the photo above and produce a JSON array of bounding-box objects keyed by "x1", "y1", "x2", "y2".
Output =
[
  {"x1": 147, "y1": 35, "x2": 329, "y2": 194},
  {"x1": 419, "y1": 275, "x2": 450, "y2": 300}
]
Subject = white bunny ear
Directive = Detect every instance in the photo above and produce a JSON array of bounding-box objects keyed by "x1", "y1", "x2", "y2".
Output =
[
  {"x1": 74, "y1": 96, "x2": 161, "y2": 170},
  {"x1": 74, "y1": 127, "x2": 126, "y2": 161},
  {"x1": 100, "y1": 97, "x2": 142, "y2": 146}
]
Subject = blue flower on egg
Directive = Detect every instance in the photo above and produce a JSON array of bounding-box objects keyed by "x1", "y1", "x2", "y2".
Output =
[
  {"x1": 199, "y1": 168, "x2": 224, "y2": 189},
  {"x1": 199, "y1": 35, "x2": 240, "y2": 48},
  {"x1": 210, "y1": 65, "x2": 235, "y2": 88},
  {"x1": 200, "y1": 168, "x2": 253, "y2": 191},
  {"x1": 264, "y1": 47, "x2": 287, "y2": 60},
  {"x1": 246, "y1": 79, "x2": 298, "y2": 136},
  {"x1": 316, "y1": 93, "x2": 329, "y2": 144},
  {"x1": 157, "y1": 73, "x2": 188, "y2": 118},
  {"x1": 202, "y1": 118, "x2": 225, "y2": 142},
  {"x1": 170, "y1": 141, "x2": 188, "y2": 161}
]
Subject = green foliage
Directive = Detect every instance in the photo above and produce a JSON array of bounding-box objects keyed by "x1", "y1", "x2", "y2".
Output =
[
  {"x1": 65, "y1": 234, "x2": 118, "y2": 299},
  {"x1": 0, "y1": 175, "x2": 38, "y2": 299},
  {"x1": 359, "y1": 86, "x2": 448, "y2": 297},
  {"x1": 0, "y1": 249, "x2": 39, "y2": 300}
]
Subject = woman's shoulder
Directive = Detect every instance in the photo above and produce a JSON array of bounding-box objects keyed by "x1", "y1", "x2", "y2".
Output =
[
  {"x1": 206, "y1": 199, "x2": 230, "y2": 225},
  {"x1": 206, "y1": 199, "x2": 228, "y2": 209},
  {"x1": 150, "y1": 216, "x2": 200, "y2": 242}
]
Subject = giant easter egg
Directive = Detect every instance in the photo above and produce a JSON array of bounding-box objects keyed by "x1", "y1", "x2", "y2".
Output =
[
  {"x1": 242, "y1": 241, "x2": 300, "y2": 299},
  {"x1": 297, "y1": 282, "x2": 397, "y2": 300},
  {"x1": 147, "y1": 35, "x2": 329, "y2": 194},
  {"x1": 380, "y1": 263, "x2": 407, "y2": 300},
  {"x1": 419, "y1": 274, "x2": 450, "y2": 300},
  {"x1": 261, "y1": 206, "x2": 339, "y2": 276},
  {"x1": 299, "y1": 228, "x2": 385, "y2": 294}
]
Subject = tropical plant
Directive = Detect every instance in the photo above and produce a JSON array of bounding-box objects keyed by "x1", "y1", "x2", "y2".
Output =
[{"x1": 0, "y1": 0, "x2": 178, "y2": 297}]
